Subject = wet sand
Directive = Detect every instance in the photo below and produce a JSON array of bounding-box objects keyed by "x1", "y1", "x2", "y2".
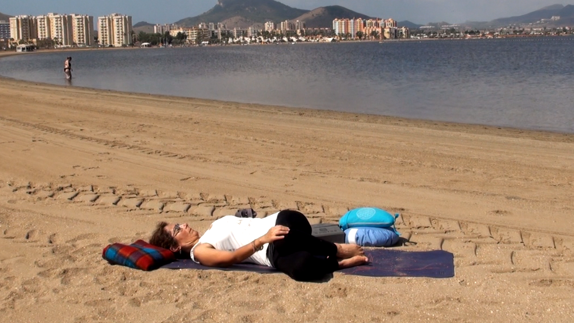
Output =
[{"x1": 0, "y1": 70, "x2": 573, "y2": 322}]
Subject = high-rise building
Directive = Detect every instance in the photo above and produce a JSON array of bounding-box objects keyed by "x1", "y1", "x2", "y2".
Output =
[
  {"x1": 365, "y1": 19, "x2": 382, "y2": 29},
  {"x1": 333, "y1": 18, "x2": 350, "y2": 36},
  {"x1": 295, "y1": 20, "x2": 305, "y2": 30},
  {"x1": 194, "y1": 28, "x2": 211, "y2": 43},
  {"x1": 36, "y1": 13, "x2": 93, "y2": 46},
  {"x1": 264, "y1": 21, "x2": 275, "y2": 32},
  {"x1": 353, "y1": 18, "x2": 364, "y2": 37},
  {"x1": 280, "y1": 20, "x2": 294, "y2": 32},
  {"x1": 112, "y1": 14, "x2": 132, "y2": 46},
  {"x1": 154, "y1": 24, "x2": 173, "y2": 35},
  {"x1": 97, "y1": 16, "x2": 111, "y2": 46},
  {"x1": 48, "y1": 13, "x2": 73, "y2": 46},
  {"x1": 98, "y1": 13, "x2": 132, "y2": 47},
  {"x1": 9, "y1": 15, "x2": 37, "y2": 42},
  {"x1": 384, "y1": 18, "x2": 397, "y2": 28},
  {"x1": 9, "y1": 13, "x2": 94, "y2": 46},
  {"x1": 349, "y1": 19, "x2": 356, "y2": 38},
  {"x1": 334, "y1": 18, "x2": 389, "y2": 39},
  {"x1": 36, "y1": 15, "x2": 51, "y2": 40},
  {"x1": 71, "y1": 14, "x2": 94, "y2": 46},
  {"x1": 0, "y1": 20, "x2": 10, "y2": 39}
]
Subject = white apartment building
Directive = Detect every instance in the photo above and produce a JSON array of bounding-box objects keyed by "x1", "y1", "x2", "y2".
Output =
[
  {"x1": 10, "y1": 13, "x2": 94, "y2": 46},
  {"x1": 98, "y1": 13, "x2": 132, "y2": 47},
  {"x1": 36, "y1": 15, "x2": 51, "y2": 40},
  {"x1": 333, "y1": 18, "x2": 347, "y2": 36},
  {"x1": 365, "y1": 19, "x2": 382, "y2": 29},
  {"x1": 112, "y1": 14, "x2": 132, "y2": 46},
  {"x1": 264, "y1": 21, "x2": 275, "y2": 32},
  {"x1": 295, "y1": 20, "x2": 305, "y2": 31},
  {"x1": 97, "y1": 16, "x2": 111, "y2": 46},
  {"x1": 10, "y1": 15, "x2": 37, "y2": 42},
  {"x1": 384, "y1": 18, "x2": 397, "y2": 28},
  {"x1": 48, "y1": 13, "x2": 74, "y2": 46},
  {"x1": 170, "y1": 27, "x2": 210, "y2": 44},
  {"x1": 71, "y1": 14, "x2": 94, "y2": 46},
  {"x1": 348, "y1": 19, "x2": 356, "y2": 37},
  {"x1": 154, "y1": 24, "x2": 173, "y2": 35},
  {"x1": 280, "y1": 20, "x2": 294, "y2": 32}
]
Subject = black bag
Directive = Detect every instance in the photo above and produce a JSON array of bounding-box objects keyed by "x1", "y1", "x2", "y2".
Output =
[{"x1": 235, "y1": 208, "x2": 257, "y2": 218}]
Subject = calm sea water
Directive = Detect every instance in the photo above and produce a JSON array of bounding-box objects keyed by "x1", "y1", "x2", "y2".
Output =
[{"x1": 1, "y1": 37, "x2": 573, "y2": 133}]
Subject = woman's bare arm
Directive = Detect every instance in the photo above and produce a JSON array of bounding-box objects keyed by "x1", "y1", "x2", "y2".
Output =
[{"x1": 193, "y1": 225, "x2": 289, "y2": 267}]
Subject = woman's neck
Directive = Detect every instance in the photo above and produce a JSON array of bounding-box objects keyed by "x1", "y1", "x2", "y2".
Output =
[{"x1": 180, "y1": 237, "x2": 199, "y2": 254}]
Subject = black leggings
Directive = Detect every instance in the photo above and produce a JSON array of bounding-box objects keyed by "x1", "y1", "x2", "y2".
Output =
[{"x1": 267, "y1": 210, "x2": 339, "y2": 281}]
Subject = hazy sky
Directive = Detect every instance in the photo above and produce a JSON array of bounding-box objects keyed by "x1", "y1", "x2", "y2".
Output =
[{"x1": 2, "y1": 0, "x2": 572, "y2": 25}]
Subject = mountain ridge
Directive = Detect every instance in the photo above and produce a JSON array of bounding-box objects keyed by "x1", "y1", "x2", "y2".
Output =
[
  {"x1": 293, "y1": 6, "x2": 372, "y2": 28},
  {"x1": 175, "y1": 0, "x2": 307, "y2": 28},
  {"x1": 489, "y1": 4, "x2": 564, "y2": 25},
  {"x1": 130, "y1": 1, "x2": 574, "y2": 30},
  {"x1": 0, "y1": 11, "x2": 12, "y2": 21},
  {"x1": 461, "y1": 4, "x2": 574, "y2": 28}
]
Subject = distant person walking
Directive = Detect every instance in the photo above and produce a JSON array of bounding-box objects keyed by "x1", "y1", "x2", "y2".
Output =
[{"x1": 64, "y1": 56, "x2": 72, "y2": 80}]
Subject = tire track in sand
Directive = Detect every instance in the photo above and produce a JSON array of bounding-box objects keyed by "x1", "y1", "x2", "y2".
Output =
[{"x1": 3, "y1": 178, "x2": 574, "y2": 289}]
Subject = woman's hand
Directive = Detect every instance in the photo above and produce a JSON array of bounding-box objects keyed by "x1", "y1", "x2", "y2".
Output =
[
  {"x1": 195, "y1": 225, "x2": 289, "y2": 267},
  {"x1": 260, "y1": 225, "x2": 290, "y2": 244}
]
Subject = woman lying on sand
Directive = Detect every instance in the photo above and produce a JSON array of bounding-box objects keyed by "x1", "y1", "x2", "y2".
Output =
[{"x1": 150, "y1": 209, "x2": 368, "y2": 281}]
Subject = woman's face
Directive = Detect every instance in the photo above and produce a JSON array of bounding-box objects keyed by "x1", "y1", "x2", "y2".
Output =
[{"x1": 164, "y1": 223, "x2": 199, "y2": 247}]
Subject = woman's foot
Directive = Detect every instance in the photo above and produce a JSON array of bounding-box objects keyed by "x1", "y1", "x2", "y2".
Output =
[
  {"x1": 338, "y1": 255, "x2": 369, "y2": 269},
  {"x1": 335, "y1": 243, "x2": 365, "y2": 259}
]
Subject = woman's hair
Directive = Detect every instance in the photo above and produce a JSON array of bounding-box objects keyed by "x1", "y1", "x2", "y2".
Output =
[
  {"x1": 67, "y1": 56, "x2": 71, "y2": 60},
  {"x1": 149, "y1": 221, "x2": 177, "y2": 250}
]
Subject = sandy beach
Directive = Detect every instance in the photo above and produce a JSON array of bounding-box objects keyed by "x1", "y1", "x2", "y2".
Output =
[{"x1": 0, "y1": 66, "x2": 573, "y2": 322}]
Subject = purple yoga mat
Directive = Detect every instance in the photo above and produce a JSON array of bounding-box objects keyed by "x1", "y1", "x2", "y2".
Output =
[
  {"x1": 163, "y1": 260, "x2": 276, "y2": 273},
  {"x1": 161, "y1": 249, "x2": 454, "y2": 278},
  {"x1": 339, "y1": 249, "x2": 454, "y2": 278}
]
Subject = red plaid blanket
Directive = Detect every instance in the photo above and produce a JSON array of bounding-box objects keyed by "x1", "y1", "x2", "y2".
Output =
[{"x1": 102, "y1": 240, "x2": 176, "y2": 271}]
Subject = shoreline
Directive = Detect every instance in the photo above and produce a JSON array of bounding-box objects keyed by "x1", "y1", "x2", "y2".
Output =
[
  {"x1": 2, "y1": 46, "x2": 573, "y2": 136},
  {"x1": 0, "y1": 72, "x2": 572, "y2": 139},
  {"x1": 1, "y1": 69, "x2": 573, "y2": 321}
]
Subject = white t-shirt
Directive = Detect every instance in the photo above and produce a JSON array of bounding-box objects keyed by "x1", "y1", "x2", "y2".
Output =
[{"x1": 190, "y1": 212, "x2": 279, "y2": 266}]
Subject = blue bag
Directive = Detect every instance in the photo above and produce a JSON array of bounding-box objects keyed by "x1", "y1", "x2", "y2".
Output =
[
  {"x1": 339, "y1": 207, "x2": 400, "y2": 234},
  {"x1": 344, "y1": 227, "x2": 400, "y2": 247}
]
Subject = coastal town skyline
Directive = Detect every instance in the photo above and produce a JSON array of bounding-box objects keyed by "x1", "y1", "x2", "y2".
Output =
[{"x1": 2, "y1": 0, "x2": 574, "y2": 26}]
